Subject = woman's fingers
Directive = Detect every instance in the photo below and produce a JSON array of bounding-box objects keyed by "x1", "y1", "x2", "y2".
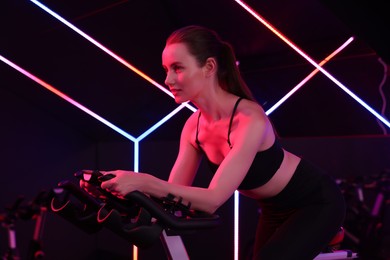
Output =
[{"x1": 98, "y1": 173, "x2": 116, "y2": 182}]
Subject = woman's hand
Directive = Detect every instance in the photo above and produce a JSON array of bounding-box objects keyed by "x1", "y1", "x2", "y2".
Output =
[{"x1": 99, "y1": 170, "x2": 148, "y2": 199}]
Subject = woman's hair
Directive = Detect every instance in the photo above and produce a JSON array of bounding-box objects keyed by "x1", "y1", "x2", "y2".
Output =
[{"x1": 166, "y1": 25, "x2": 256, "y2": 101}]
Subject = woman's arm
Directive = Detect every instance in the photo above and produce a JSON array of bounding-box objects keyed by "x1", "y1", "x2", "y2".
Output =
[
  {"x1": 101, "y1": 103, "x2": 270, "y2": 214},
  {"x1": 168, "y1": 112, "x2": 202, "y2": 186},
  {"x1": 152, "y1": 106, "x2": 268, "y2": 213},
  {"x1": 206, "y1": 108, "x2": 270, "y2": 207}
]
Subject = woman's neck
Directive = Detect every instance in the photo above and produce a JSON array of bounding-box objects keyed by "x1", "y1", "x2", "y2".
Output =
[{"x1": 193, "y1": 92, "x2": 239, "y2": 123}]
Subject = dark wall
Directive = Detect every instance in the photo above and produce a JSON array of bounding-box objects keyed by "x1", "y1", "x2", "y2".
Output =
[
  {"x1": 1, "y1": 49, "x2": 390, "y2": 259},
  {"x1": 282, "y1": 136, "x2": 390, "y2": 179},
  {"x1": 244, "y1": 49, "x2": 390, "y2": 138}
]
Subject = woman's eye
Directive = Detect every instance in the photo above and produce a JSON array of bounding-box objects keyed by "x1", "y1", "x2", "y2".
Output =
[{"x1": 173, "y1": 66, "x2": 182, "y2": 72}]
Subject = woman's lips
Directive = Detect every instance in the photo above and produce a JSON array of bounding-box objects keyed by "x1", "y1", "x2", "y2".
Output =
[{"x1": 170, "y1": 89, "x2": 180, "y2": 95}]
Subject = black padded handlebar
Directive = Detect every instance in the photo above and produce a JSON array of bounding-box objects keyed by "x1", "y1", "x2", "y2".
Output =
[{"x1": 49, "y1": 170, "x2": 220, "y2": 248}]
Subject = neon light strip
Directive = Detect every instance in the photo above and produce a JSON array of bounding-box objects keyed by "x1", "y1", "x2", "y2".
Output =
[
  {"x1": 235, "y1": 37, "x2": 353, "y2": 260},
  {"x1": 134, "y1": 103, "x2": 187, "y2": 177},
  {"x1": 0, "y1": 54, "x2": 137, "y2": 142},
  {"x1": 0, "y1": 52, "x2": 187, "y2": 169},
  {"x1": 133, "y1": 246, "x2": 138, "y2": 260},
  {"x1": 235, "y1": 0, "x2": 390, "y2": 128},
  {"x1": 137, "y1": 103, "x2": 188, "y2": 142},
  {"x1": 266, "y1": 37, "x2": 354, "y2": 115},
  {"x1": 134, "y1": 141, "x2": 140, "y2": 172},
  {"x1": 131, "y1": 103, "x2": 187, "y2": 174},
  {"x1": 30, "y1": 0, "x2": 197, "y2": 113},
  {"x1": 234, "y1": 190, "x2": 239, "y2": 260}
]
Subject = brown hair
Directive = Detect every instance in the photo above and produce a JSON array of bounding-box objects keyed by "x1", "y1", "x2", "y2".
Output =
[{"x1": 166, "y1": 25, "x2": 256, "y2": 101}]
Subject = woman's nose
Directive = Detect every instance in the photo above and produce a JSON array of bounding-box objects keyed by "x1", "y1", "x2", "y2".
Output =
[{"x1": 165, "y1": 73, "x2": 174, "y2": 86}]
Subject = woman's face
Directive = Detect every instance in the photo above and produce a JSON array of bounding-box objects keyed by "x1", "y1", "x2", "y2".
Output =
[{"x1": 162, "y1": 43, "x2": 206, "y2": 103}]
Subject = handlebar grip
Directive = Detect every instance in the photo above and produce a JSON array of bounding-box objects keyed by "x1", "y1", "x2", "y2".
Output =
[{"x1": 50, "y1": 170, "x2": 221, "y2": 248}]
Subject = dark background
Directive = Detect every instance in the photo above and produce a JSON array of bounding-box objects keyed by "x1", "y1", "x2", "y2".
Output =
[{"x1": 1, "y1": 0, "x2": 390, "y2": 259}]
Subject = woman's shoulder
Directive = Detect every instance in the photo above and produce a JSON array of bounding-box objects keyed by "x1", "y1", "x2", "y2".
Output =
[
  {"x1": 237, "y1": 98, "x2": 267, "y2": 120},
  {"x1": 185, "y1": 109, "x2": 200, "y2": 125},
  {"x1": 181, "y1": 110, "x2": 200, "y2": 134}
]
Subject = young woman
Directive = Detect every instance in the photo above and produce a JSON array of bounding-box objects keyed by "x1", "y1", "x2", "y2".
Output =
[{"x1": 83, "y1": 25, "x2": 346, "y2": 259}]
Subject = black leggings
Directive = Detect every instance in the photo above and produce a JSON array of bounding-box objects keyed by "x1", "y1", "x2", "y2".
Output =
[{"x1": 252, "y1": 159, "x2": 346, "y2": 260}]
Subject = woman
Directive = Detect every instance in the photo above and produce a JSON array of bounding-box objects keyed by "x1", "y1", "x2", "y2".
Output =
[{"x1": 84, "y1": 25, "x2": 346, "y2": 259}]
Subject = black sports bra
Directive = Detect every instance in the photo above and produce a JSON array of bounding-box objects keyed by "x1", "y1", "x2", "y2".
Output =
[{"x1": 195, "y1": 97, "x2": 284, "y2": 190}]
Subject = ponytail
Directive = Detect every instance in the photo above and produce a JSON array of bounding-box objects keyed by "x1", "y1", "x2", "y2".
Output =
[
  {"x1": 166, "y1": 25, "x2": 256, "y2": 101},
  {"x1": 219, "y1": 42, "x2": 255, "y2": 101}
]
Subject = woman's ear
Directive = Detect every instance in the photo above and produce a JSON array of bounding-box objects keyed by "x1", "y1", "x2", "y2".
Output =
[{"x1": 204, "y1": 57, "x2": 217, "y2": 77}]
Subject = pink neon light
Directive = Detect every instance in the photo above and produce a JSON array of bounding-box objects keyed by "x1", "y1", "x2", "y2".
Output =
[
  {"x1": 234, "y1": 0, "x2": 330, "y2": 63},
  {"x1": 235, "y1": 0, "x2": 390, "y2": 129},
  {"x1": 266, "y1": 37, "x2": 354, "y2": 115},
  {"x1": 0, "y1": 54, "x2": 136, "y2": 141},
  {"x1": 30, "y1": 0, "x2": 196, "y2": 113}
]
